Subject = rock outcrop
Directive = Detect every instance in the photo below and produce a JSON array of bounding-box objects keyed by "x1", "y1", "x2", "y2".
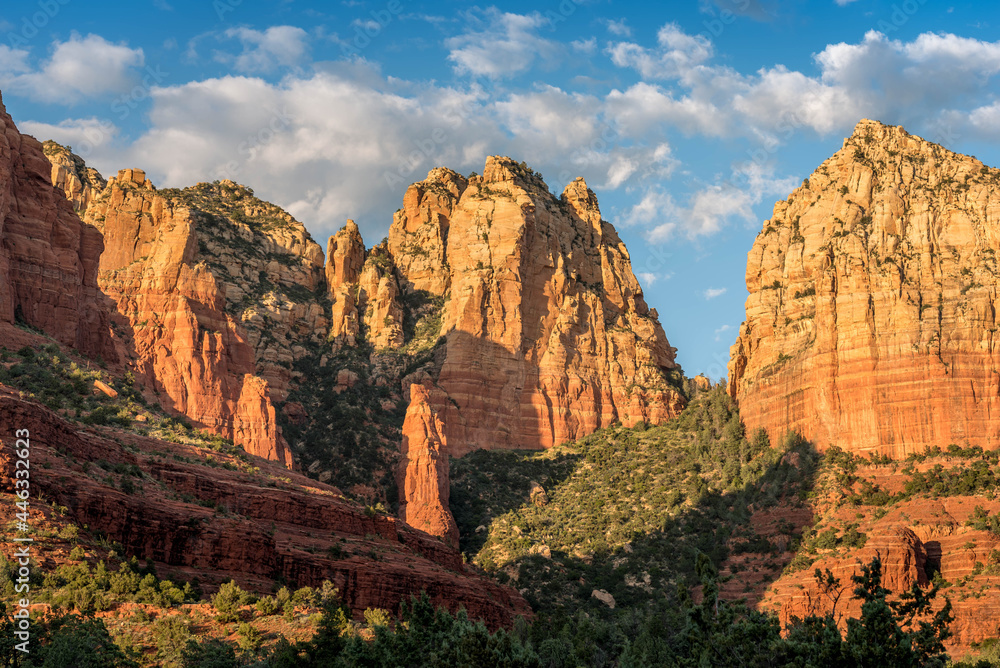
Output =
[
  {"x1": 387, "y1": 167, "x2": 466, "y2": 295},
  {"x1": 0, "y1": 95, "x2": 115, "y2": 361},
  {"x1": 397, "y1": 159, "x2": 685, "y2": 454},
  {"x1": 759, "y1": 463, "x2": 1000, "y2": 657},
  {"x1": 729, "y1": 119, "x2": 1000, "y2": 457},
  {"x1": 40, "y1": 139, "x2": 685, "y2": 542},
  {"x1": 326, "y1": 225, "x2": 405, "y2": 350},
  {"x1": 398, "y1": 378, "x2": 459, "y2": 546},
  {"x1": 384, "y1": 159, "x2": 687, "y2": 539},
  {"x1": 42, "y1": 140, "x2": 106, "y2": 213},
  {"x1": 326, "y1": 219, "x2": 365, "y2": 347},
  {"x1": 79, "y1": 169, "x2": 327, "y2": 467},
  {"x1": 0, "y1": 391, "x2": 530, "y2": 626}
]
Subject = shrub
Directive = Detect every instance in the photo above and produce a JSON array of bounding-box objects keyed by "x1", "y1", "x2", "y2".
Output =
[
  {"x1": 181, "y1": 638, "x2": 240, "y2": 668},
  {"x1": 255, "y1": 595, "x2": 279, "y2": 616},
  {"x1": 363, "y1": 607, "x2": 392, "y2": 628},
  {"x1": 212, "y1": 581, "x2": 250, "y2": 623},
  {"x1": 237, "y1": 622, "x2": 262, "y2": 653},
  {"x1": 152, "y1": 615, "x2": 191, "y2": 666},
  {"x1": 32, "y1": 614, "x2": 139, "y2": 667}
]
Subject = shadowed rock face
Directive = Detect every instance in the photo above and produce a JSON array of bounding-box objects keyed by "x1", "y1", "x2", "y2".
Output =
[
  {"x1": 729, "y1": 119, "x2": 1000, "y2": 458},
  {"x1": 0, "y1": 94, "x2": 116, "y2": 362}
]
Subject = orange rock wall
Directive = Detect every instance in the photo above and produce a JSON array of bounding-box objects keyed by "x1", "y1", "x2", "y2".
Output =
[
  {"x1": 761, "y1": 496, "x2": 1000, "y2": 657},
  {"x1": 729, "y1": 119, "x2": 1000, "y2": 457},
  {"x1": 84, "y1": 169, "x2": 292, "y2": 467},
  {"x1": 399, "y1": 159, "x2": 685, "y2": 456},
  {"x1": 390, "y1": 158, "x2": 686, "y2": 539},
  {"x1": 0, "y1": 94, "x2": 115, "y2": 361},
  {"x1": 43, "y1": 140, "x2": 106, "y2": 213}
]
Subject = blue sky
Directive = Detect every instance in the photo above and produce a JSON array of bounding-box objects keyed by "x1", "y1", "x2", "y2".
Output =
[{"x1": 3, "y1": 0, "x2": 1000, "y2": 380}]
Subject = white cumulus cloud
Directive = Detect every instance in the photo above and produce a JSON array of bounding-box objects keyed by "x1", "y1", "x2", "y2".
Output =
[
  {"x1": 0, "y1": 33, "x2": 144, "y2": 104},
  {"x1": 446, "y1": 9, "x2": 561, "y2": 78},
  {"x1": 217, "y1": 26, "x2": 309, "y2": 73}
]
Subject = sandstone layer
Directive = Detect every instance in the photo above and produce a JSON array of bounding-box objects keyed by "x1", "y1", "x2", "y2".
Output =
[
  {"x1": 0, "y1": 96, "x2": 115, "y2": 361},
  {"x1": 0, "y1": 391, "x2": 530, "y2": 626},
  {"x1": 759, "y1": 459, "x2": 1000, "y2": 658},
  {"x1": 729, "y1": 119, "x2": 1000, "y2": 457}
]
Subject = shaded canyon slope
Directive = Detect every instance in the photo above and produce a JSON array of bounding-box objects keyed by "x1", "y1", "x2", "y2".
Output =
[
  {"x1": 0, "y1": 94, "x2": 116, "y2": 363},
  {"x1": 0, "y1": 388, "x2": 530, "y2": 627},
  {"x1": 729, "y1": 119, "x2": 1000, "y2": 458}
]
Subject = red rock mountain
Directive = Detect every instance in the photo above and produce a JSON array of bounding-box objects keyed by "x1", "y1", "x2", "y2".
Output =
[
  {"x1": 0, "y1": 94, "x2": 115, "y2": 362},
  {"x1": 73, "y1": 170, "x2": 335, "y2": 467},
  {"x1": 729, "y1": 119, "x2": 1000, "y2": 458},
  {"x1": 39, "y1": 127, "x2": 685, "y2": 545},
  {"x1": 326, "y1": 158, "x2": 687, "y2": 542},
  {"x1": 0, "y1": 90, "x2": 531, "y2": 623}
]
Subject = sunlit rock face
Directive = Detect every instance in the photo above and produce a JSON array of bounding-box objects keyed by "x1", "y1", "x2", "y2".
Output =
[{"x1": 730, "y1": 119, "x2": 1000, "y2": 458}]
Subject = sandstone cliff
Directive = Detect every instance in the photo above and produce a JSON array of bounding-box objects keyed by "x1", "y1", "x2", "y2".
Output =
[
  {"x1": 394, "y1": 159, "x2": 684, "y2": 452},
  {"x1": 78, "y1": 168, "x2": 331, "y2": 467},
  {"x1": 729, "y1": 119, "x2": 1000, "y2": 457},
  {"x1": 344, "y1": 158, "x2": 687, "y2": 541},
  {"x1": 42, "y1": 140, "x2": 106, "y2": 213},
  {"x1": 0, "y1": 97, "x2": 115, "y2": 361}
]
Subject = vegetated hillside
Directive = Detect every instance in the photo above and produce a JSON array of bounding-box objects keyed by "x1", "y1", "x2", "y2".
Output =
[
  {"x1": 450, "y1": 387, "x2": 1000, "y2": 661},
  {"x1": 451, "y1": 387, "x2": 820, "y2": 617},
  {"x1": 0, "y1": 331, "x2": 531, "y2": 662},
  {"x1": 762, "y1": 442, "x2": 1000, "y2": 658}
]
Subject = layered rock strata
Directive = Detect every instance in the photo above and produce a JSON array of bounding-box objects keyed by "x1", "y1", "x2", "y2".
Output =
[
  {"x1": 729, "y1": 119, "x2": 1000, "y2": 457},
  {"x1": 0, "y1": 391, "x2": 530, "y2": 626}
]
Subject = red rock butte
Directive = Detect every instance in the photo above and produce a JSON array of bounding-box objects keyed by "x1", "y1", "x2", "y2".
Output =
[
  {"x1": 30, "y1": 89, "x2": 686, "y2": 546},
  {"x1": 729, "y1": 119, "x2": 1000, "y2": 458},
  {"x1": 327, "y1": 158, "x2": 688, "y2": 542}
]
